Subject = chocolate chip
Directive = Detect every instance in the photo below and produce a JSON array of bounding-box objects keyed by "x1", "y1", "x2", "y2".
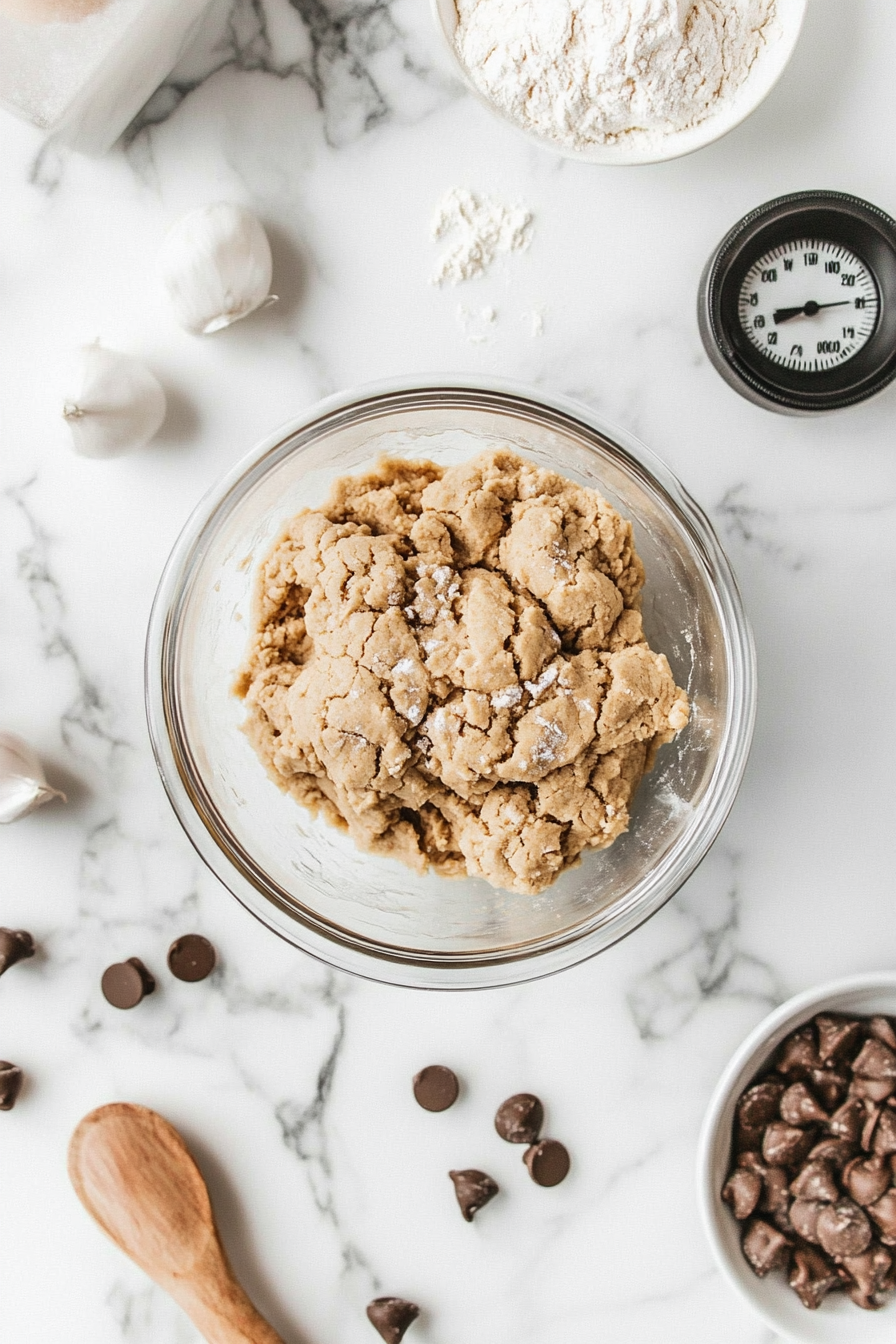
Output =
[
  {"x1": 494, "y1": 1093, "x2": 543, "y2": 1145},
  {"x1": 816, "y1": 1199, "x2": 872, "y2": 1259},
  {"x1": 868, "y1": 1191, "x2": 896, "y2": 1245},
  {"x1": 780, "y1": 1083, "x2": 829, "y2": 1127},
  {"x1": 524, "y1": 1139, "x2": 570, "y2": 1187},
  {"x1": 849, "y1": 1075, "x2": 896, "y2": 1103},
  {"x1": 841, "y1": 1244, "x2": 894, "y2": 1309},
  {"x1": 862, "y1": 1105, "x2": 882, "y2": 1152},
  {"x1": 0, "y1": 1061, "x2": 23, "y2": 1111},
  {"x1": 809, "y1": 1067, "x2": 849, "y2": 1111},
  {"x1": 815, "y1": 1014, "x2": 864, "y2": 1066},
  {"x1": 737, "y1": 1079, "x2": 785, "y2": 1130},
  {"x1": 808, "y1": 1138, "x2": 856, "y2": 1168},
  {"x1": 789, "y1": 1245, "x2": 841, "y2": 1310},
  {"x1": 872, "y1": 1108, "x2": 896, "y2": 1157},
  {"x1": 722, "y1": 1168, "x2": 761, "y2": 1220},
  {"x1": 869, "y1": 1016, "x2": 896, "y2": 1051},
  {"x1": 829, "y1": 1098, "x2": 865, "y2": 1143},
  {"x1": 776, "y1": 1026, "x2": 821, "y2": 1079},
  {"x1": 448, "y1": 1169, "x2": 498, "y2": 1221},
  {"x1": 366, "y1": 1298, "x2": 419, "y2": 1344},
  {"x1": 167, "y1": 934, "x2": 216, "y2": 983},
  {"x1": 789, "y1": 1160, "x2": 839, "y2": 1203},
  {"x1": 413, "y1": 1066, "x2": 459, "y2": 1113},
  {"x1": 843, "y1": 1155, "x2": 891, "y2": 1207},
  {"x1": 101, "y1": 958, "x2": 155, "y2": 1009},
  {"x1": 759, "y1": 1166, "x2": 790, "y2": 1215},
  {"x1": 0, "y1": 929, "x2": 35, "y2": 978},
  {"x1": 853, "y1": 1038, "x2": 896, "y2": 1082},
  {"x1": 742, "y1": 1219, "x2": 791, "y2": 1277},
  {"x1": 762, "y1": 1122, "x2": 814, "y2": 1168},
  {"x1": 790, "y1": 1199, "x2": 825, "y2": 1243}
]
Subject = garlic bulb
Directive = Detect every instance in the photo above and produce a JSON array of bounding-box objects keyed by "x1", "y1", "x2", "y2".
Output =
[
  {"x1": 62, "y1": 343, "x2": 167, "y2": 459},
  {"x1": 158, "y1": 202, "x2": 276, "y2": 335},
  {"x1": 0, "y1": 732, "x2": 65, "y2": 824}
]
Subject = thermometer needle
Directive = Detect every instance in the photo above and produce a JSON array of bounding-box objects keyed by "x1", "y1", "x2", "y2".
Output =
[{"x1": 773, "y1": 300, "x2": 851, "y2": 324}]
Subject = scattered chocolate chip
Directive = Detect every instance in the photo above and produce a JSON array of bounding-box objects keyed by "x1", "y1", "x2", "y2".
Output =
[
  {"x1": 853, "y1": 1038, "x2": 896, "y2": 1082},
  {"x1": 872, "y1": 1108, "x2": 896, "y2": 1157},
  {"x1": 742, "y1": 1219, "x2": 791, "y2": 1277},
  {"x1": 0, "y1": 928, "x2": 35, "y2": 978},
  {"x1": 780, "y1": 1082, "x2": 829, "y2": 1127},
  {"x1": 789, "y1": 1160, "x2": 839, "y2": 1203},
  {"x1": 776, "y1": 1026, "x2": 821, "y2": 1079},
  {"x1": 524, "y1": 1139, "x2": 570, "y2": 1187},
  {"x1": 494, "y1": 1093, "x2": 543, "y2": 1145},
  {"x1": 869, "y1": 1016, "x2": 896, "y2": 1051},
  {"x1": 841, "y1": 1244, "x2": 894, "y2": 1310},
  {"x1": 722, "y1": 1168, "x2": 761, "y2": 1220},
  {"x1": 413, "y1": 1066, "x2": 459, "y2": 1113},
  {"x1": 762, "y1": 1122, "x2": 814, "y2": 1168},
  {"x1": 849, "y1": 1075, "x2": 896, "y2": 1103},
  {"x1": 167, "y1": 934, "x2": 216, "y2": 983},
  {"x1": 759, "y1": 1166, "x2": 790, "y2": 1215},
  {"x1": 366, "y1": 1298, "x2": 419, "y2": 1344},
  {"x1": 808, "y1": 1138, "x2": 856, "y2": 1168},
  {"x1": 0, "y1": 1061, "x2": 23, "y2": 1110},
  {"x1": 790, "y1": 1199, "x2": 825, "y2": 1243},
  {"x1": 843, "y1": 1155, "x2": 891, "y2": 1207},
  {"x1": 868, "y1": 1191, "x2": 896, "y2": 1245},
  {"x1": 448, "y1": 1169, "x2": 498, "y2": 1221},
  {"x1": 815, "y1": 1015, "x2": 864, "y2": 1066},
  {"x1": 816, "y1": 1199, "x2": 872, "y2": 1259},
  {"x1": 737, "y1": 1079, "x2": 784, "y2": 1130},
  {"x1": 829, "y1": 1098, "x2": 865, "y2": 1143},
  {"x1": 101, "y1": 958, "x2": 156, "y2": 1009},
  {"x1": 789, "y1": 1245, "x2": 841, "y2": 1310}
]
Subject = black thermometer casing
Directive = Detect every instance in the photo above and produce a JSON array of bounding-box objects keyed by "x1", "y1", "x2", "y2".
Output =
[{"x1": 698, "y1": 190, "x2": 896, "y2": 414}]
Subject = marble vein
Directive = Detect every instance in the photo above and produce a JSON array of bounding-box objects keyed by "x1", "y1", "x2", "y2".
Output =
[
  {"x1": 627, "y1": 849, "x2": 785, "y2": 1042},
  {"x1": 5, "y1": 477, "x2": 130, "y2": 771},
  {"x1": 126, "y1": 0, "x2": 455, "y2": 150}
]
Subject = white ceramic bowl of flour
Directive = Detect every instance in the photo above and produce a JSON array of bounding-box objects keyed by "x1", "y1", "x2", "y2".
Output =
[{"x1": 433, "y1": 0, "x2": 808, "y2": 165}]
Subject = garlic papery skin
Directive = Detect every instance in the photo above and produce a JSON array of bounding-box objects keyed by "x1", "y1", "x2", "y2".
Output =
[
  {"x1": 158, "y1": 202, "x2": 276, "y2": 335},
  {"x1": 62, "y1": 344, "x2": 167, "y2": 459},
  {"x1": 0, "y1": 732, "x2": 65, "y2": 824}
]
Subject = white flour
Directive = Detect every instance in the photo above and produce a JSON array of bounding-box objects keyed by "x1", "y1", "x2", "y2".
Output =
[
  {"x1": 432, "y1": 187, "x2": 533, "y2": 284},
  {"x1": 453, "y1": 0, "x2": 777, "y2": 151}
]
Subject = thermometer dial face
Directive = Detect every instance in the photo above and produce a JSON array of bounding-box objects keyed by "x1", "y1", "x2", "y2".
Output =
[
  {"x1": 738, "y1": 240, "x2": 879, "y2": 373},
  {"x1": 699, "y1": 191, "x2": 896, "y2": 414}
]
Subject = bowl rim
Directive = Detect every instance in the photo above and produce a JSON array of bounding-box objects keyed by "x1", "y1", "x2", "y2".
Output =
[
  {"x1": 145, "y1": 375, "x2": 757, "y2": 990},
  {"x1": 431, "y1": 0, "x2": 809, "y2": 166},
  {"x1": 696, "y1": 970, "x2": 896, "y2": 1341}
]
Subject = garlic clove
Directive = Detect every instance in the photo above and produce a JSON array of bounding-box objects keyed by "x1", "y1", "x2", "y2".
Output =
[
  {"x1": 0, "y1": 732, "x2": 65, "y2": 824},
  {"x1": 158, "y1": 202, "x2": 276, "y2": 336},
  {"x1": 61, "y1": 343, "x2": 166, "y2": 459}
]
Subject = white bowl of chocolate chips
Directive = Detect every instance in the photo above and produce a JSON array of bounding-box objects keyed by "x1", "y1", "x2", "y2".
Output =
[{"x1": 698, "y1": 973, "x2": 896, "y2": 1342}]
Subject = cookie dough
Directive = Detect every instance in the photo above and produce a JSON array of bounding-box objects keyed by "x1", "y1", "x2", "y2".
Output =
[{"x1": 236, "y1": 448, "x2": 689, "y2": 895}]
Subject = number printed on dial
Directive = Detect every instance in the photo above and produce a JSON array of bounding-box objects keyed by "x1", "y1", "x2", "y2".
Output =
[{"x1": 738, "y1": 239, "x2": 879, "y2": 371}]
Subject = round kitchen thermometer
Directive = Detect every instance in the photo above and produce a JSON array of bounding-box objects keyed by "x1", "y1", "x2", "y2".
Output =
[{"x1": 699, "y1": 190, "x2": 896, "y2": 413}]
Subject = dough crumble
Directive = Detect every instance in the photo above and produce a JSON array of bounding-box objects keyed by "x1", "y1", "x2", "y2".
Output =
[{"x1": 236, "y1": 449, "x2": 689, "y2": 895}]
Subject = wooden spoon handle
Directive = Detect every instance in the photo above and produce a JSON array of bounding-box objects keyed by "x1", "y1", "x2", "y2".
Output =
[{"x1": 171, "y1": 1241, "x2": 287, "y2": 1344}]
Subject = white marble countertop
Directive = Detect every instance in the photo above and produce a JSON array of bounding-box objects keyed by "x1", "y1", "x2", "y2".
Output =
[{"x1": 2, "y1": 1, "x2": 896, "y2": 1340}]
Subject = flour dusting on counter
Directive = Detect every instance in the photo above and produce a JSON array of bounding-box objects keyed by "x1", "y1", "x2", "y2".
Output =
[
  {"x1": 432, "y1": 188, "x2": 533, "y2": 284},
  {"x1": 453, "y1": 0, "x2": 777, "y2": 151}
]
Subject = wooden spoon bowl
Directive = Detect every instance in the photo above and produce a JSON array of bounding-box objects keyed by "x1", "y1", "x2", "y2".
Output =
[{"x1": 69, "y1": 1103, "x2": 286, "y2": 1344}]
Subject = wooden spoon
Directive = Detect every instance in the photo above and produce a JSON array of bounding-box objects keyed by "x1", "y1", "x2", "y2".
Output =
[{"x1": 68, "y1": 1102, "x2": 286, "y2": 1344}]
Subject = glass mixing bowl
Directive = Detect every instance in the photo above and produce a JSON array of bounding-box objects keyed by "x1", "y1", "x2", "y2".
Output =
[{"x1": 146, "y1": 379, "x2": 755, "y2": 989}]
